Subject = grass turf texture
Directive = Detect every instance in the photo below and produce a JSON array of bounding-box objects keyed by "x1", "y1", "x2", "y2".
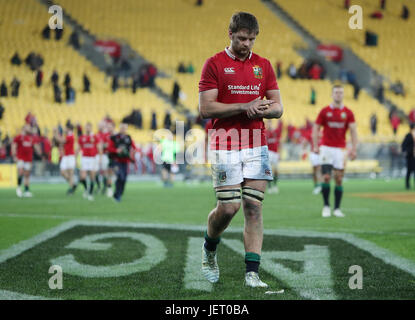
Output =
[{"x1": 0, "y1": 178, "x2": 414, "y2": 299}]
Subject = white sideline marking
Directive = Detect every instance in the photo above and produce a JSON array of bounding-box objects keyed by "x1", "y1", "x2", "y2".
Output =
[
  {"x1": 184, "y1": 237, "x2": 213, "y2": 292},
  {"x1": 0, "y1": 289, "x2": 55, "y2": 300},
  {"x1": 0, "y1": 220, "x2": 414, "y2": 300},
  {"x1": 0, "y1": 212, "x2": 413, "y2": 237}
]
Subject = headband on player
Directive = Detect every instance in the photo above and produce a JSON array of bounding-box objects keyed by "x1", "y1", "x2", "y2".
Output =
[
  {"x1": 242, "y1": 186, "x2": 264, "y2": 203},
  {"x1": 216, "y1": 188, "x2": 241, "y2": 203}
]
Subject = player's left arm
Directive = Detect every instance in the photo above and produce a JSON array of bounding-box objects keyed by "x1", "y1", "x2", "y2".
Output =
[
  {"x1": 349, "y1": 122, "x2": 358, "y2": 160},
  {"x1": 262, "y1": 90, "x2": 283, "y2": 119}
]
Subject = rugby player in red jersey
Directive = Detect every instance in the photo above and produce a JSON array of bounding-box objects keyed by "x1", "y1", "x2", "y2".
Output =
[
  {"x1": 11, "y1": 124, "x2": 42, "y2": 197},
  {"x1": 77, "y1": 122, "x2": 102, "y2": 201},
  {"x1": 265, "y1": 119, "x2": 282, "y2": 194},
  {"x1": 199, "y1": 12, "x2": 283, "y2": 288},
  {"x1": 55, "y1": 123, "x2": 77, "y2": 195},
  {"x1": 312, "y1": 85, "x2": 358, "y2": 218},
  {"x1": 95, "y1": 121, "x2": 112, "y2": 196}
]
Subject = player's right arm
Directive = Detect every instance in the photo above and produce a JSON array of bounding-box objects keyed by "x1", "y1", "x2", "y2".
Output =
[
  {"x1": 11, "y1": 139, "x2": 18, "y2": 163},
  {"x1": 312, "y1": 123, "x2": 322, "y2": 154},
  {"x1": 199, "y1": 90, "x2": 273, "y2": 119}
]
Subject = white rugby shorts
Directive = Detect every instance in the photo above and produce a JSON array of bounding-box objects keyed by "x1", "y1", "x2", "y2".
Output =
[
  {"x1": 60, "y1": 155, "x2": 76, "y2": 171},
  {"x1": 17, "y1": 160, "x2": 32, "y2": 171},
  {"x1": 309, "y1": 152, "x2": 321, "y2": 167},
  {"x1": 319, "y1": 145, "x2": 346, "y2": 170},
  {"x1": 210, "y1": 145, "x2": 273, "y2": 188},
  {"x1": 81, "y1": 156, "x2": 97, "y2": 172},
  {"x1": 95, "y1": 154, "x2": 109, "y2": 171}
]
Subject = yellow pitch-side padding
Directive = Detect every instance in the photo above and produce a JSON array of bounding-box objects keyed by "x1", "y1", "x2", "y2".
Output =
[{"x1": 0, "y1": 164, "x2": 17, "y2": 188}]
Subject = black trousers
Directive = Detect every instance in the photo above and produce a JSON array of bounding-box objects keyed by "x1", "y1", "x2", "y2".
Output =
[
  {"x1": 114, "y1": 161, "x2": 128, "y2": 199},
  {"x1": 405, "y1": 158, "x2": 415, "y2": 189}
]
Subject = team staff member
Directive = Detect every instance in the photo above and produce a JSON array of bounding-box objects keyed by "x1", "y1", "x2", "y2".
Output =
[
  {"x1": 312, "y1": 85, "x2": 358, "y2": 218},
  {"x1": 12, "y1": 124, "x2": 41, "y2": 197},
  {"x1": 402, "y1": 123, "x2": 415, "y2": 189},
  {"x1": 199, "y1": 12, "x2": 283, "y2": 288},
  {"x1": 108, "y1": 122, "x2": 136, "y2": 202}
]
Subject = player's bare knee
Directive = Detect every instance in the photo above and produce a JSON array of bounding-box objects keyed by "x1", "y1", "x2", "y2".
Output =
[
  {"x1": 243, "y1": 200, "x2": 262, "y2": 220},
  {"x1": 217, "y1": 202, "x2": 240, "y2": 219}
]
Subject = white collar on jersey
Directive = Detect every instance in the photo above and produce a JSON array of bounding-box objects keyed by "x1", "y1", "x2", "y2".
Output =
[
  {"x1": 330, "y1": 103, "x2": 344, "y2": 110},
  {"x1": 225, "y1": 47, "x2": 252, "y2": 60}
]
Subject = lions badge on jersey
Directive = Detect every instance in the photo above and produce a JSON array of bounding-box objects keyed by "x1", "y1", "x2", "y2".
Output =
[{"x1": 253, "y1": 65, "x2": 263, "y2": 79}]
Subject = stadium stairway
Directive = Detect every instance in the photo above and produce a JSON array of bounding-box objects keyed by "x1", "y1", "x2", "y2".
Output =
[{"x1": 264, "y1": 0, "x2": 410, "y2": 124}]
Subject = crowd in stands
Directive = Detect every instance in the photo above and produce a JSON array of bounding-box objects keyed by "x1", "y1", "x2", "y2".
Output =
[{"x1": 282, "y1": 59, "x2": 326, "y2": 80}]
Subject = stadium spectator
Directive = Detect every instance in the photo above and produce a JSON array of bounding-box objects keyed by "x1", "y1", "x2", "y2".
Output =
[
  {"x1": 196, "y1": 0, "x2": 203, "y2": 6},
  {"x1": 53, "y1": 83, "x2": 62, "y2": 103},
  {"x1": 0, "y1": 80, "x2": 8, "y2": 97},
  {"x1": 51, "y1": 70, "x2": 59, "y2": 85},
  {"x1": 151, "y1": 111, "x2": 157, "y2": 130},
  {"x1": 147, "y1": 63, "x2": 157, "y2": 87},
  {"x1": 65, "y1": 85, "x2": 76, "y2": 104},
  {"x1": 132, "y1": 73, "x2": 139, "y2": 93},
  {"x1": 178, "y1": 62, "x2": 186, "y2": 73},
  {"x1": 275, "y1": 61, "x2": 282, "y2": 79},
  {"x1": 172, "y1": 81, "x2": 180, "y2": 105},
  {"x1": 310, "y1": 87, "x2": 316, "y2": 105},
  {"x1": 401, "y1": 5, "x2": 410, "y2": 20},
  {"x1": 390, "y1": 112, "x2": 401, "y2": 135},
  {"x1": 408, "y1": 108, "x2": 415, "y2": 126},
  {"x1": 55, "y1": 28, "x2": 63, "y2": 41},
  {"x1": 35, "y1": 69, "x2": 43, "y2": 87},
  {"x1": 390, "y1": 80, "x2": 405, "y2": 97},
  {"x1": 339, "y1": 69, "x2": 348, "y2": 83},
  {"x1": 288, "y1": 63, "x2": 297, "y2": 79},
  {"x1": 25, "y1": 52, "x2": 43, "y2": 71},
  {"x1": 374, "y1": 76, "x2": 384, "y2": 103},
  {"x1": 380, "y1": 0, "x2": 386, "y2": 10},
  {"x1": 370, "y1": 113, "x2": 377, "y2": 135},
  {"x1": 41, "y1": 25, "x2": 51, "y2": 40},
  {"x1": 308, "y1": 63, "x2": 322, "y2": 80},
  {"x1": 11, "y1": 77, "x2": 20, "y2": 97},
  {"x1": 69, "y1": 31, "x2": 81, "y2": 49},
  {"x1": 0, "y1": 103, "x2": 4, "y2": 120},
  {"x1": 187, "y1": 62, "x2": 195, "y2": 74},
  {"x1": 112, "y1": 75, "x2": 119, "y2": 92},
  {"x1": 83, "y1": 74, "x2": 91, "y2": 93},
  {"x1": 123, "y1": 109, "x2": 143, "y2": 129},
  {"x1": 344, "y1": 0, "x2": 350, "y2": 9},
  {"x1": 370, "y1": 11, "x2": 383, "y2": 19},
  {"x1": 64, "y1": 73, "x2": 71, "y2": 88},
  {"x1": 25, "y1": 112, "x2": 37, "y2": 127},
  {"x1": 353, "y1": 82, "x2": 361, "y2": 100},
  {"x1": 164, "y1": 111, "x2": 172, "y2": 130},
  {"x1": 401, "y1": 124, "x2": 415, "y2": 189},
  {"x1": 10, "y1": 52, "x2": 22, "y2": 66}
]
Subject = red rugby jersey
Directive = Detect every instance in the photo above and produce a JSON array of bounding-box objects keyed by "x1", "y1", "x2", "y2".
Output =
[
  {"x1": 315, "y1": 105, "x2": 355, "y2": 148},
  {"x1": 13, "y1": 134, "x2": 38, "y2": 162},
  {"x1": 63, "y1": 133, "x2": 75, "y2": 156},
  {"x1": 199, "y1": 48, "x2": 279, "y2": 150},
  {"x1": 265, "y1": 128, "x2": 281, "y2": 153},
  {"x1": 97, "y1": 131, "x2": 111, "y2": 153},
  {"x1": 78, "y1": 134, "x2": 99, "y2": 157}
]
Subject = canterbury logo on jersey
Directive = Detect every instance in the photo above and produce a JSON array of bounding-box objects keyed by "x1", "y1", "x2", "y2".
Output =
[
  {"x1": 224, "y1": 67, "x2": 235, "y2": 74},
  {"x1": 327, "y1": 121, "x2": 346, "y2": 128}
]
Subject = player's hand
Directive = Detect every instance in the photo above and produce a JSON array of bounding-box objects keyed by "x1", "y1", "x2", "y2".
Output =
[
  {"x1": 349, "y1": 148, "x2": 357, "y2": 160},
  {"x1": 245, "y1": 97, "x2": 274, "y2": 119}
]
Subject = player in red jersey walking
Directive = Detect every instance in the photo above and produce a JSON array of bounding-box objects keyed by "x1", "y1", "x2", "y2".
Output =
[
  {"x1": 55, "y1": 123, "x2": 77, "y2": 195},
  {"x1": 11, "y1": 124, "x2": 42, "y2": 197},
  {"x1": 95, "y1": 121, "x2": 112, "y2": 197},
  {"x1": 265, "y1": 120, "x2": 282, "y2": 194},
  {"x1": 312, "y1": 85, "x2": 358, "y2": 218},
  {"x1": 199, "y1": 12, "x2": 283, "y2": 288},
  {"x1": 77, "y1": 122, "x2": 102, "y2": 201}
]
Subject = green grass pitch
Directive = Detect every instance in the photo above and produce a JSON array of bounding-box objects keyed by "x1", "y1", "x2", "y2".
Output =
[{"x1": 0, "y1": 178, "x2": 414, "y2": 300}]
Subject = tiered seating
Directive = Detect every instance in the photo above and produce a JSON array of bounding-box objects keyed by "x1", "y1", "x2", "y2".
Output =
[
  {"x1": 277, "y1": 0, "x2": 415, "y2": 118},
  {"x1": 0, "y1": 0, "x2": 183, "y2": 144}
]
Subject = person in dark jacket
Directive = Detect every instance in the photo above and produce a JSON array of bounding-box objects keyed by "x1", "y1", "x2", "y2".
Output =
[{"x1": 402, "y1": 123, "x2": 415, "y2": 189}]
